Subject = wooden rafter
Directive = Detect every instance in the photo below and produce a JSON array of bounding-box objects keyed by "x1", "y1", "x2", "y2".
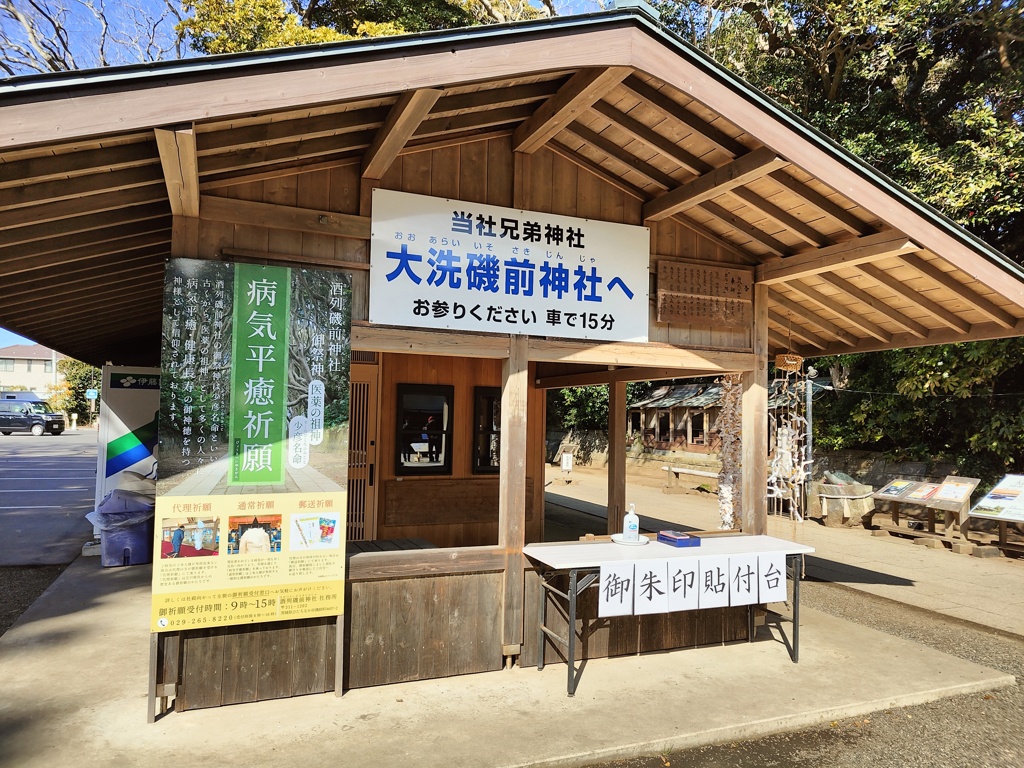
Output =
[
  {"x1": 527, "y1": 338, "x2": 755, "y2": 371},
  {"x1": 512, "y1": 66, "x2": 632, "y2": 154},
  {"x1": 642, "y1": 148, "x2": 788, "y2": 221},
  {"x1": 0, "y1": 202, "x2": 169, "y2": 249},
  {"x1": 812, "y1": 317, "x2": 1024, "y2": 357},
  {"x1": 0, "y1": 165, "x2": 164, "y2": 211},
  {"x1": 0, "y1": 141, "x2": 157, "y2": 189},
  {"x1": 0, "y1": 235, "x2": 168, "y2": 282},
  {"x1": 196, "y1": 106, "x2": 388, "y2": 154},
  {"x1": 155, "y1": 126, "x2": 200, "y2": 218},
  {"x1": 769, "y1": 288, "x2": 858, "y2": 346},
  {"x1": 767, "y1": 309, "x2": 827, "y2": 349},
  {"x1": 3, "y1": 250, "x2": 163, "y2": 290},
  {"x1": 547, "y1": 140, "x2": 647, "y2": 200},
  {"x1": 729, "y1": 187, "x2": 831, "y2": 247},
  {"x1": 563, "y1": 122, "x2": 677, "y2": 190},
  {"x1": 589, "y1": 100, "x2": 712, "y2": 176},
  {"x1": 856, "y1": 262, "x2": 970, "y2": 334},
  {"x1": 362, "y1": 88, "x2": 443, "y2": 179},
  {"x1": 621, "y1": 76, "x2": 748, "y2": 157},
  {"x1": 1, "y1": 220, "x2": 170, "y2": 274},
  {"x1": 756, "y1": 231, "x2": 920, "y2": 285},
  {"x1": 901, "y1": 253, "x2": 1017, "y2": 329},
  {"x1": 199, "y1": 195, "x2": 370, "y2": 240},
  {"x1": 785, "y1": 279, "x2": 892, "y2": 343},
  {"x1": 0, "y1": 184, "x2": 167, "y2": 230},
  {"x1": 199, "y1": 154, "x2": 363, "y2": 191},
  {"x1": 415, "y1": 104, "x2": 536, "y2": 141},
  {"x1": 816, "y1": 272, "x2": 929, "y2": 338},
  {"x1": 767, "y1": 170, "x2": 874, "y2": 236},
  {"x1": 2, "y1": 275, "x2": 163, "y2": 314},
  {"x1": 201, "y1": 130, "x2": 375, "y2": 177},
  {"x1": 698, "y1": 200, "x2": 793, "y2": 257},
  {"x1": 768, "y1": 329, "x2": 813, "y2": 357},
  {"x1": 430, "y1": 81, "x2": 561, "y2": 118}
]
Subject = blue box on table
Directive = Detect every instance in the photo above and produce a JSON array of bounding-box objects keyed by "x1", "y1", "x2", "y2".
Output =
[{"x1": 657, "y1": 530, "x2": 700, "y2": 547}]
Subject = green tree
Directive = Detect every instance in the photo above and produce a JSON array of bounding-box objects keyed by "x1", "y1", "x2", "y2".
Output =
[{"x1": 49, "y1": 358, "x2": 101, "y2": 424}]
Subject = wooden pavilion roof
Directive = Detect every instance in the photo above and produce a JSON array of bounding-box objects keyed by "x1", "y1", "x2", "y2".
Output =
[{"x1": 2, "y1": 8, "x2": 1023, "y2": 366}]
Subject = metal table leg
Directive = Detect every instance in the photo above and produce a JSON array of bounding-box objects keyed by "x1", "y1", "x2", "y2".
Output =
[{"x1": 787, "y1": 554, "x2": 801, "y2": 663}]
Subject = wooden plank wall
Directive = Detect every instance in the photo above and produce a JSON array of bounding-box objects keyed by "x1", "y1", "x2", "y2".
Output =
[{"x1": 346, "y1": 572, "x2": 504, "y2": 687}]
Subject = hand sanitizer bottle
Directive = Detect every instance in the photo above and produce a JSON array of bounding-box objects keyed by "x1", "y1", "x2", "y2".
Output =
[{"x1": 623, "y1": 503, "x2": 640, "y2": 542}]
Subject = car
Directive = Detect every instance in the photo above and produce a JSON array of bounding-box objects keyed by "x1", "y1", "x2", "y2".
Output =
[{"x1": 0, "y1": 399, "x2": 65, "y2": 435}]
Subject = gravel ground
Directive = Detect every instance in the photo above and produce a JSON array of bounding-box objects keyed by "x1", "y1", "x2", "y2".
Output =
[
  {"x1": 0, "y1": 565, "x2": 65, "y2": 637},
  {"x1": 588, "y1": 579, "x2": 1024, "y2": 768}
]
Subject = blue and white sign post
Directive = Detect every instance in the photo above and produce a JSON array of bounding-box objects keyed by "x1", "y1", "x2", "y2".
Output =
[{"x1": 369, "y1": 190, "x2": 650, "y2": 343}]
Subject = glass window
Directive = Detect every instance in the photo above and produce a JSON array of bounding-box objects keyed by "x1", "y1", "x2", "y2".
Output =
[
  {"x1": 44, "y1": 360, "x2": 53, "y2": 373},
  {"x1": 396, "y1": 384, "x2": 453, "y2": 476},
  {"x1": 0, "y1": 359, "x2": 13, "y2": 372},
  {"x1": 26, "y1": 360, "x2": 32, "y2": 372},
  {"x1": 473, "y1": 387, "x2": 501, "y2": 474}
]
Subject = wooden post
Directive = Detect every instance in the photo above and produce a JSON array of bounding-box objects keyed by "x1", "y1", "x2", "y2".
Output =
[
  {"x1": 741, "y1": 283, "x2": 768, "y2": 534},
  {"x1": 607, "y1": 380, "x2": 627, "y2": 535},
  {"x1": 500, "y1": 334, "x2": 529, "y2": 656}
]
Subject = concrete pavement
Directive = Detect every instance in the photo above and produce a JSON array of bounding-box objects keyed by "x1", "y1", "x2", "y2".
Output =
[
  {"x1": 0, "y1": 461, "x2": 1021, "y2": 767},
  {"x1": 547, "y1": 465, "x2": 1024, "y2": 638}
]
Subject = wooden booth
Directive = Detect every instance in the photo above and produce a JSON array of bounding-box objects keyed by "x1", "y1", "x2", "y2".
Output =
[{"x1": 4, "y1": 7, "x2": 1024, "y2": 712}]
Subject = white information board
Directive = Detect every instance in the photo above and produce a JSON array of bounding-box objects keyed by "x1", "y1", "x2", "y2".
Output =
[
  {"x1": 970, "y1": 474, "x2": 1024, "y2": 523},
  {"x1": 369, "y1": 190, "x2": 650, "y2": 342}
]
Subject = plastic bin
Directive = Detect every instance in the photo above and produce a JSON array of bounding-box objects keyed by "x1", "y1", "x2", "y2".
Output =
[
  {"x1": 100, "y1": 515, "x2": 155, "y2": 567},
  {"x1": 86, "y1": 489, "x2": 156, "y2": 567}
]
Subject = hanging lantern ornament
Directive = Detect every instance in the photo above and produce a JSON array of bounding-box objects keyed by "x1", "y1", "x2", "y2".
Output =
[{"x1": 775, "y1": 353, "x2": 804, "y2": 373}]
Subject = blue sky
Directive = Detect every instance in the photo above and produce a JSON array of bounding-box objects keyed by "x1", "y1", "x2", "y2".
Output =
[{"x1": 0, "y1": 328, "x2": 34, "y2": 348}]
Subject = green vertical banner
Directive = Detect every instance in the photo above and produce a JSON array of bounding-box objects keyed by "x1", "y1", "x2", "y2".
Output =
[{"x1": 229, "y1": 264, "x2": 291, "y2": 485}]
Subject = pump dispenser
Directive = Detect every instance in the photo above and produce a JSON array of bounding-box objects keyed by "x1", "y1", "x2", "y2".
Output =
[{"x1": 623, "y1": 503, "x2": 640, "y2": 542}]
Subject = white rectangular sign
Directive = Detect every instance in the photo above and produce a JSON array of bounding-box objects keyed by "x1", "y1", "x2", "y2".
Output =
[
  {"x1": 698, "y1": 554, "x2": 730, "y2": 609},
  {"x1": 728, "y1": 554, "x2": 760, "y2": 606},
  {"x1": 667, "y1": 558, "x2": 700, "y2": 612},
  {"x1": 598, "y1": 562, "x2": 636, "y2": 617},
  {"x1": 369, "y1": 189, "x2": 650, "y2": 342},
  {"x1": 634, "y1": 559, "x2": 671, "y2": 615},
  {"x1": 759, "y1": 552, "x2": 788, "y2": 603}
]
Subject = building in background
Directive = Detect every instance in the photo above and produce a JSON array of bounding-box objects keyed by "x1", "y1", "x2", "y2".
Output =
[{"x1": 0, "y1": 344, "x2": 64, "y2": 397}]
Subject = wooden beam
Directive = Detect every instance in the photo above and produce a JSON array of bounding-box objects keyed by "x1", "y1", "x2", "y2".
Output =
[
  {"x1": 756, "y1": 231, "x2": 919, "y2": 285},
  {"x1": 199, "y1": 130, "x2": 374, "y2": 177},
  {"x1": 2, "y1": 249, "x2": 163, "y2": 290},
  {"x1": 362, "y1": 89, "x2": 443, "y2": 179},
  {"x1": 767, "y1": 310, "x2": 828, "y2": 350},
  {"x1": 563, "y1": 122, "x2": 677, "y2": 190},
  {"x1": 0, "y1": 164, "x2": 164, "y2": 211},
  {"x1": 768, "y1": 289, "x2": 858, "y2": 347},
  {"x1": 500, "y1": 334, "x2": 529, "y2": 654},
  {"x1": 347, "y1": 546, "x2": 506, "y2": 581},
  {"x1": 607, "y1": 380, "x2": 627, "y2": 535},
  {"x1": 547, "y1": 140, "x2": 647, "y2": 200},
  {"x1": 535, "y1": 366, "x2": 699, "y2": 389},
  {"x1": 221, "y1": 247, "x2": 368, "y2": 272},
  {"x1": 3, "y1": 270, "x2": 162, "y2": 311},
  {"x1": 642, "y1": 148, "x2": 789, "y2": 221},
  {"x1": 527, "y1": 338, "x2": 755, "y2": 371},
  {"x1": 698, "y1": 200, "x2": 793, "y2": 257},
  {"x1": 0, "y1": 202, "x2": 170, "y2": 249},
  {"x1": 352, "y1": 323, "x2": 511, "y2": 358},
  {"x1": 403, "y1": 128, "x2": 513, "y2": 157},
  {"x1": 816, "y1": 272, "x2": 929, "y2": 338},
  {"x1": 199, "y1": 195, "x2": 370, "y2": 240},
  {"x1": 199, "y1": 154, "x2": 362, "y2": 191},
  {"x1": 857, "y1": 262, "x2": 971, "y2": 334},
  {"x1": 415, "y1": 104, "x2": 534, "y2": 140},
  {"x1": 741, "y1": 283, "x2": 768, "y2": 535},
  {"x1": 0, "y1": 184, "x2": 168, "y2": 230},
  {"x1": 729, "y1": 187, "x2": 832, "y2": 247},
  {"x1": 0, "y1": 140, "x2": 157, "y2": 189},
  {"x1": 766, "y1": 171, "x2": 874, "y2": 236},
  {"x1": 155, "y1": 126, "x2": 200, "y2": 218},
  {"x1": 901, "y1": 253, "x2": 1017, "y2": 329},
  {"x1": 768, "y1": 328, "x2": 814, "y2": 356},
  {"x1": 621, "y1": 75, "x2": 748, "y2": 158},
  {"x1": 590, "y1": 100, "x2": 712, "y2": 176},
  {"x1": 512, "y1": 66, "x2": 632, "y2": 154},
  {"x1": 785, "y1": 279, "x2": 891, "y2": 343},
  {"x1": 431, "y1": 81, "x2": 559, "y2": 117},
  {"x1": 668, "y1": 214, "x2": 762, "y2": 266},
  {"x1": 0, "y1": 221, "x2": 170, "y2": 276},
  {"x1": 196, "y1": 105, "x2": 387, "y2": 154},
  {"x1": 811, "y1": 317, "x2": 1024, "y2": 357},
  {"x1": 12, "y1": 299, "x2": 160, "y2": 335}
]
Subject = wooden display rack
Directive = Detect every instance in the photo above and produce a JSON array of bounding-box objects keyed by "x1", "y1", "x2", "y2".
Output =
[{"x1": 867, "y1": 476, "x2": 980, "y2": 543}]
